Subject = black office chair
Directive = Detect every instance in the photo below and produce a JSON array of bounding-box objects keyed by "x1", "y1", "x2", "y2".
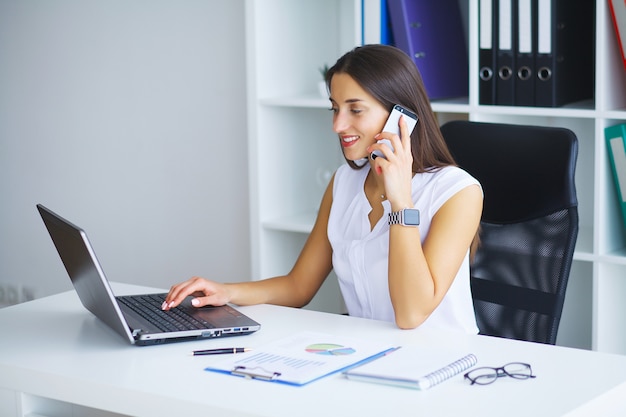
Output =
[{"x1": 440, "y1": 120, "x2": 579, "y2": 345}]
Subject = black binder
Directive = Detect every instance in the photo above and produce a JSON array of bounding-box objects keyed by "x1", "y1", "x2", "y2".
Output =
[
  {"x1": 479, "y1": 0, "x2": 498, "y2": 105},
  {"x1": 387, "y1": 0, "x2": 468, "y2": 100},
  {"x1": 495, "y1": 0, "x2": 516, "y2": 106},
  {"x1": 514, "y1": 0, "x2": 536, "y2": 106},
  {"x1": 534, "y1": 0, "x2": 595, "y2": 107}
]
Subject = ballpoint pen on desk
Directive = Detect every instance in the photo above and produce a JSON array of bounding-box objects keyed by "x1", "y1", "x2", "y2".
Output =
[{"x1": 191, "y1": 347, "x2": 252, "y2": 356}]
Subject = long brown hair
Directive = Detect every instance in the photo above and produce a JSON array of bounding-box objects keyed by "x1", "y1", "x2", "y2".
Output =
[
  {"x1": 325, "y1": 44, "x2": 456, "y2": 173},
  {"x1": 326, "y1": 44, "x2": 481, "y2": 259}
]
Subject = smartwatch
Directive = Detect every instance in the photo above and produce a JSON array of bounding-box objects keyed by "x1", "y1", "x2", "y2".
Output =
[{"x1": 388, "y1": 208, "x2": 420, "y2": 227}]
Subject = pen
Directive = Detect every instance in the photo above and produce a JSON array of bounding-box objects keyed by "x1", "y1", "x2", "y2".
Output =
[{"x1": 191, "y1": 347, "x2": 251, "y2": 356}]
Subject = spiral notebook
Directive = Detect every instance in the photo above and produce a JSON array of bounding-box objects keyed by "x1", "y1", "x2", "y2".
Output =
[{"x1": 343, "y1": 346, "x2": 477, "y2": 390}]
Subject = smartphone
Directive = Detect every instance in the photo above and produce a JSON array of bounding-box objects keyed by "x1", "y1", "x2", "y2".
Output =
[{"x1": 371, "y1": 104, "x2": 419, "y2": 159}]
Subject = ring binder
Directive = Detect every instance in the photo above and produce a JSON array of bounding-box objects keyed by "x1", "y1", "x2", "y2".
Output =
[
  {"x1": 479, "y1": 0, "x2": 498, "y2": 105},
  {"x1": 496, "y1": 0, "x2": 516, "y2": 105},
  {"x1": 609, "y1": 0, "x2": 626, "y2": 72},
  {"x1": 231, "y1": 366, "x2": 281, "y2": 381},
  {"x1": 605, "y1": 123, "x2": 626, "y2": 231},
  {"x1": 534, "y1": 0, "x2": 595, "y2": 107},
  {"x1": 387, "y1": 0, "x2": 468, "y2": 100},
  {"x1": 514, "y1": 0, "x2": 536, "y2": 106}
]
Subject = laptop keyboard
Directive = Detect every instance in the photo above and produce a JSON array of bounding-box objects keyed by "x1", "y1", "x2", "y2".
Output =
[{"x1": 117, "y1": 294, "x2": 212, "y2": 332}]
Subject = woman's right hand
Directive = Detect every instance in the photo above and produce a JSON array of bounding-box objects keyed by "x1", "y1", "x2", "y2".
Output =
[{"x1": 161, "y1": 276, "x2": 231, "y2": 310}]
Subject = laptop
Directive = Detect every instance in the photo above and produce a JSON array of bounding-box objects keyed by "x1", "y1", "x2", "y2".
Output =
[{"x1": 37, "y1": 204, "x2": 261, "y2": 346}]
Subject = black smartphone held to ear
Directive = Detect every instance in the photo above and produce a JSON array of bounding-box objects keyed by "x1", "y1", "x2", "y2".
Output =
[{"x1": 371, "y1": 104, "x2": 419, "y2": 159}]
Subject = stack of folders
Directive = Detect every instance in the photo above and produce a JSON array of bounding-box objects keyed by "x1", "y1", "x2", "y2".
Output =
[
  {"x1": 479, "y1": 0, "x2": 595, "y2": 107},
  {"x1": 605, "y1": 123, "x2": 626, "y2": 230},
  {"x1": 386, "y1": 0, "x2": 468, "y2": 100}
]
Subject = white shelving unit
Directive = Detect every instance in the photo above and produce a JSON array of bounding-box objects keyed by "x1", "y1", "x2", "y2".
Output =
[{"x1": 245, "y1": 0, "x2": 626, "y2": 354}]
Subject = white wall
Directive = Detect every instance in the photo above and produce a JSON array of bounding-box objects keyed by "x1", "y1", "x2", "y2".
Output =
[{"x1": 0, "y1": 0, "x2": 250, "y2": 304}]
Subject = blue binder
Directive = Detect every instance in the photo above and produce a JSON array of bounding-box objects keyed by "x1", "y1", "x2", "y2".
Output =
[
  {"x1": 387, "y1": 0, "x2": 468, "y2": 100},
  {"x1": 380, "y1": 0, "x2": 394, "y2": 45}
]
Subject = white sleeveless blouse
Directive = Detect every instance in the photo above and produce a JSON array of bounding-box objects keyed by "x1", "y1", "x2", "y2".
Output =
[{"x1": 328, "y1": 163, "x2": 480, "y2": 334}]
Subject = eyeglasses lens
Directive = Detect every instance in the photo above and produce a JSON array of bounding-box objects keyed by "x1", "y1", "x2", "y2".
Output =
[
  {"x1": 502, "y1": 363, "x2": 532, "y2": 379},
  {"x1": 469, "y1": 369, "x2": 499, "y2": 385}
]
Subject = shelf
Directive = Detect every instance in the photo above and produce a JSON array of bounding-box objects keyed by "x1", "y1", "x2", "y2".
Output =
[
  {"x1": 600, "y1": 247, "x2": 626, "y2": 265},
  {"x1": 258, "y1": 95, "x2": 607, "y2": 122},
  {"x1": 476, "y1": 101, "x2": 597, "y2": 119},
  {"x1": 431, "y1": 97, "x2": 470, "y2": 114},
  {"x1": 260, "y1": 94, "x2": 330, "y2": 108},
  {"x1": 262, "y1": 212, "x2": 316, "y2": 234},
  {"x1": 261, "y1": 95, "x2": 473, "y2": 114},
  {"x1": 574, "y1": 226, "x2": 594, "y2": 261},
  {"x1": 604, "y1": 109, "x2": 626, "y2": 120}
]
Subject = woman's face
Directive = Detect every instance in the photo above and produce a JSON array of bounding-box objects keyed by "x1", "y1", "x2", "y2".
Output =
[{"x1": 329, "y1": 73, "x2": 389, "y2": 162}]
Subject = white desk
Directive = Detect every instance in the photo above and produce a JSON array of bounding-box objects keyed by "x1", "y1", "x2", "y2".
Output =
[{"x1": 1, "y1": 283, "x2": 626, "y2": 417}]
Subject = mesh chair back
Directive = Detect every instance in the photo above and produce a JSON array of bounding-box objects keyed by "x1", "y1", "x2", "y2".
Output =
[{"x1": 441, "y1": 121, "x2": 579, "y2": 344}]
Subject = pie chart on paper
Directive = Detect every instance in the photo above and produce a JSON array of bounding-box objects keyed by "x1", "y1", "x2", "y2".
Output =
[{"x1": 305, "y1": 343, "x2": 356, "y2": 356}]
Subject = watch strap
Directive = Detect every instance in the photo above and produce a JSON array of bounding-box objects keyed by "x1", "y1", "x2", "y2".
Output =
[
  {"x1": 388, "y1": 210, "x2": 404, "y2": 226},
  {"x1": 388, "y1": 208, "x2": 420, "y2": 226}
]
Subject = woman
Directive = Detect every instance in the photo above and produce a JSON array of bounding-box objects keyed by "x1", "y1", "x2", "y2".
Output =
[{"x1": 163, "y1": 44, "x2": 483, "y2": 333}]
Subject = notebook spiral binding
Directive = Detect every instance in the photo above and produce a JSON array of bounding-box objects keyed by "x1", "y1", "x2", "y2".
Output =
[{"x1": 421, "y1": 353, "x2": 478, "y2": 388}]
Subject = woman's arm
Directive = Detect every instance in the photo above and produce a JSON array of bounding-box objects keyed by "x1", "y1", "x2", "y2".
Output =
[
  {"x1": 388, "y1": 184, "x2": 483, "y2": 329},
  {"x1": 163, "y1": 176, "x2": 335, "y2": 310}
]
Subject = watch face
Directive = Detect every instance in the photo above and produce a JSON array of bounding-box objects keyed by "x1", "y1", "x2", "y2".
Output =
[{"x1": 404, "y1": 209, "x2": 420, "y2": 225}]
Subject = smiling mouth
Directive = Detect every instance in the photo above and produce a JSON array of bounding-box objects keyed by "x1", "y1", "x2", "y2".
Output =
[{"x1": 341, "y1": 135, "x2": 359, "y2": 147}]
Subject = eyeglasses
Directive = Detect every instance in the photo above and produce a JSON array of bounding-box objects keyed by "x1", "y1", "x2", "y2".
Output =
[{"x1": 464, "y1": 362, "x2": 536, "y2": 385}]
